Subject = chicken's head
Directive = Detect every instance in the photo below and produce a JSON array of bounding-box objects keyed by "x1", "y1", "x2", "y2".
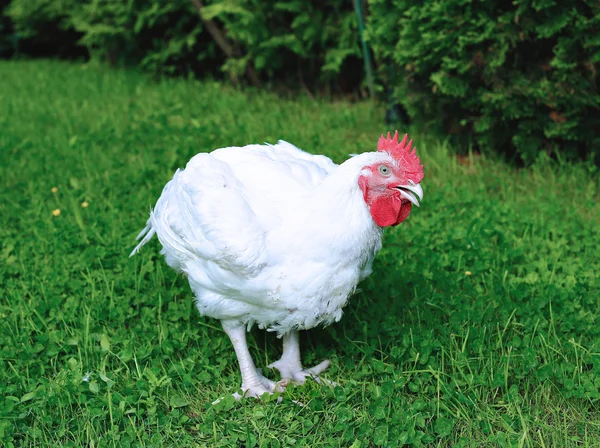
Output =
[{"x1": 358, "y1": 131, "x2": 424, "y2": 227}]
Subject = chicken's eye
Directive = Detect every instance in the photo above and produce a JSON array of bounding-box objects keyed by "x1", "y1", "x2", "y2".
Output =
[{"x1": 378, "y1": 165, "x2": 391, "y2": 176}]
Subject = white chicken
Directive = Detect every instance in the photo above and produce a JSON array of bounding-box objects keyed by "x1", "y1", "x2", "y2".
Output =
[{"x1": 131, "y1": 131, "x2": 424, "y2": 400}]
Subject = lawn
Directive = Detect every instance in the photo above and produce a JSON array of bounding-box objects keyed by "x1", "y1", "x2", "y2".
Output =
[{"x1": 1, "y1": 59, "x2": 599, "y2": 447}]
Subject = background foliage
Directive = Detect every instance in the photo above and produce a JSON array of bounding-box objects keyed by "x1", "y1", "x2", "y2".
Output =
[
  {"x1": 3, "y1": 0, "x2": 599, "y2": 162},
  {"x1": 4, "y1": 0, "x2": 360, "y2": 87},
  {"x1": 4, "y1": 0, "x2": 222, "y2": 75},
  {"x1": 368, "y1": 0, "x2": 600, "y2": 163}
]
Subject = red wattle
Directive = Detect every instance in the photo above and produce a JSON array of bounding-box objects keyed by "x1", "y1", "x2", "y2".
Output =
[
  {"x1": 370, "y1": 195, "x2": 403, "y2": 227},
  {"x1": 359, "y1": 175, "x2": 413, "y2": 227},
  {"x1": 395, "y1": 201, "x2": 412, "y2": 225}
]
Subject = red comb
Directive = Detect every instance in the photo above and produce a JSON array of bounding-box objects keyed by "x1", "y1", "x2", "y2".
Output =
[{"x1": 377, "y1": 131, "x2": 424, "y2": 183}]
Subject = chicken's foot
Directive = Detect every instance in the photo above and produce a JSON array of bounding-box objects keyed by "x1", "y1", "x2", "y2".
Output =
[
  {"x1": 216, "y1": 320, "x2": 288, "y2": 403},
  {"x1": 268, "y1": 330, "x2": 334, "y2": 385}
]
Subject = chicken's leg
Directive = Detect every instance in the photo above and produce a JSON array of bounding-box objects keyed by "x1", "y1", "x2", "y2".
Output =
[
  {"x1": 221, "y1": 320, "x2": 283, "y2": 400},
  {"x1": 268, "y1": 330, "x2": 331, "y2": 384}
]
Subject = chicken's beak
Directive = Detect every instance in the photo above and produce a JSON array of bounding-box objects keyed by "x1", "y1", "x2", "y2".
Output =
[{"x1": 394, "y1": 182, "x2": 423, "y2": 207}]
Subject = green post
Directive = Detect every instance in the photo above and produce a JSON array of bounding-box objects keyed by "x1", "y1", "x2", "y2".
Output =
[{"x1": 353, "y1": 0, "x2": 376, "y2": 98}]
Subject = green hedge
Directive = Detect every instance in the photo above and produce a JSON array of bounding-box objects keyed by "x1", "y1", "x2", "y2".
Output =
[
  {"x1": 368, "y1": 0, "x2": 600, "y2": 163},
  {"x1": 5, "y1": 0, "x2": 360, "y2": 87},
  {"x1": 3, "y1": 0, "x2": 599, "y2": 163},
  {"x1": 0, "y1": 2, "x2": 17, "y2": 58},
  {"x1": 5, "y1": 0, "x2": 223, "y2": 75}
]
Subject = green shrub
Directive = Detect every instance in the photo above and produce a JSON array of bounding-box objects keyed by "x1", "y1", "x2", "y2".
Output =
[
  {"x1": 5, "y1": 0, "x2": 361, "y2": 86},
  {"x1": 367, "y1": 0, "x2": 600, "y2": 163},
  {"x1": 201, "y1": 0, "x2": 360, "y2": 84},
  {"x1": 0, "y1": 3, "x2": 16, "y2": 57},
  {"x1": 6, "y1": 0, "x2": 598, "y2": 163},
  {"x1": 1, "y1": 0, "x2": 83, "y2": 59},
  {"x1": 5, "y1": 0, "x2": 222, "y2": 75}
]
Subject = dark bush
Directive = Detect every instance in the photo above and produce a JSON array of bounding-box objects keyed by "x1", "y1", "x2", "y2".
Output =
[
  {"x1": 367, "y1": 0, "x2": 600, "y2": 163},
  {"x1": 0, "y1": 0, "x2": 87, "y2": 60},
  {"x1": 4, "y1": 0, "x2": 599, "y2": 163},
  {"x1": 4, "y1": 0, "x2": 223, "y2": 75},
  {"x1": 4, "y1": 0, "x2": 361, "y2": 90},
  {"x1": 0, "y1": 0, "x2": 18, "y2": 58}
]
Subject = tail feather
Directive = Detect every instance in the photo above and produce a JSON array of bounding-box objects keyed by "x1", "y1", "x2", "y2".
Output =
[{"x1": 129, "y1": 221, "x2": 156, "y2": 257}]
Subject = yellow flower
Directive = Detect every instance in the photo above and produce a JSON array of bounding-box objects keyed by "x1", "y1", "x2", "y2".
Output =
[
  {"x1": 465, "y1": 271, "x2": 472, "y2": 276},
  {"x1": 51, "y1": 187, "x2": 58, "y2": 193},
  {"x1": 52, "y1": 209, "x2": 61, "y2": 216},
  {"x1": 81, "y1": 201, "x2": 89, "y2": 208}
]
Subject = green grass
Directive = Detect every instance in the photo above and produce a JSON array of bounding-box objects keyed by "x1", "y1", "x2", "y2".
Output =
[{"x1": 1, "y1": 59, "x2": 600, "y2": 447}]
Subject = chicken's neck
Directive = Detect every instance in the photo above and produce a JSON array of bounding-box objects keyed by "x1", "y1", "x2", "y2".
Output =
[{"x1": 274, "y1": 153, "x2": 384, "y2": 261}]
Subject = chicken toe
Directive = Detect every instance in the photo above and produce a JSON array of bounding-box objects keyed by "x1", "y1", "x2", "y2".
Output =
[
  {"x1": 268, "y1": 330, "x2": 334, "y2": 385},
  {"x1": 234, "y1": 380, "x2": 278, "y2": 400},
  {"x1": 269, "y1": 358, "x2": 332, "y2": 384}
]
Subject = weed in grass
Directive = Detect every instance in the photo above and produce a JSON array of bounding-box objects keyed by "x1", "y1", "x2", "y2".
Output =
[{"x1": 1, "y1": 60, "x2": 599, "y2": 447}]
